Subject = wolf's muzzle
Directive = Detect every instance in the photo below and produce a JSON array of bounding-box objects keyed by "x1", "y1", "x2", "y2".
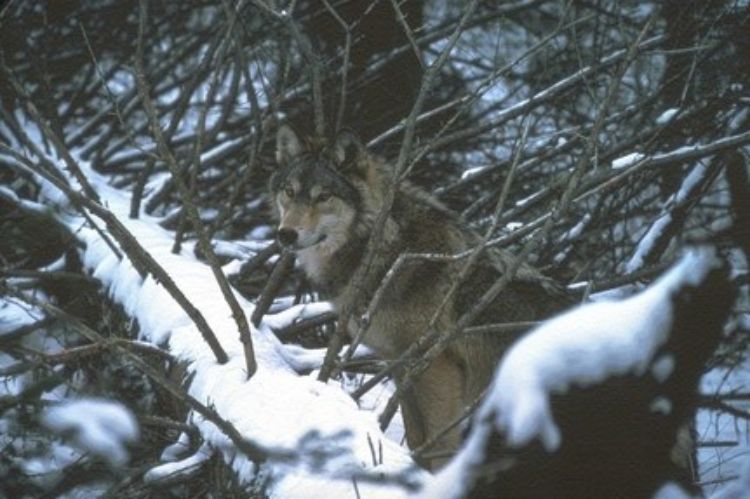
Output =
[{"x1": 277, "y1": 228, "x2": 298, "y2": 246}]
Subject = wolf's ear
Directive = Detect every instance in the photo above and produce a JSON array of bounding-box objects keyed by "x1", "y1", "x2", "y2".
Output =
[
  {"x1": 276, "y1": 124, "x2": 304, "y2": 165},
  {"x1": 332, "y1": 129, "x2": 365, "y2": 171}
]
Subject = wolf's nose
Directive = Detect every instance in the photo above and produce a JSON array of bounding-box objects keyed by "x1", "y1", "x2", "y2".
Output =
[{"x1": 277, "y1": 228, "x2": 298, "y2": 246}]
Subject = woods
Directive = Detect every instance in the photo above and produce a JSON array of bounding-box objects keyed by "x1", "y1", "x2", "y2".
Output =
[{"x1": 1, "y1": 0, "x2": 749, "y2": 497}]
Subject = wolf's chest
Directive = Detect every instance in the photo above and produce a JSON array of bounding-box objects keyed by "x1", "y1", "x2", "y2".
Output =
[
  {"x1": 296, "y1": 244, "x2": 338, "y2": 286},
  {"x1": 297, "y1": 251, "x2": 325, "y2": 283}
]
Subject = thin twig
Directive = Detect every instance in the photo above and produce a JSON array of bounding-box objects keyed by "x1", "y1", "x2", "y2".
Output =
[
  {"x1": 320, "y1": 0, "x2": 351, "y2": 133},
  {"x1": 388, "y1": 0, "x2": 424, "y2": 68}
]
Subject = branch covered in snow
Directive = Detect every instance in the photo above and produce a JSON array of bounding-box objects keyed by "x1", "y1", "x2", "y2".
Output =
[{"x1": 625, "y1": 156, "x2": 722, "y2": 273}]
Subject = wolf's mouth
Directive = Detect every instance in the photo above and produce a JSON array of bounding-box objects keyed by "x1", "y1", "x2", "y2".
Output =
[
  {"x1": 306, "y1": 233, "x2": 327, "y2": 248},
  {"x1": 285, "y1": 233, "x2": 327, "y2": 251}
]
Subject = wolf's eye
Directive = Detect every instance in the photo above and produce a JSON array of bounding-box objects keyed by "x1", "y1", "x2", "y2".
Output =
[
  {"x1": 284, "y1": 187, "x2": 295, "y2": 198},
  {"x1": 316, "y1": 192, "x2": 332, "y2": 203}
]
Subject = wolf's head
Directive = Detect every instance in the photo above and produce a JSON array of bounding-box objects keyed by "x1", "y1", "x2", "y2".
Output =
[{"x1": 269, "y1": 125, "x2": 384, "y2": 257}]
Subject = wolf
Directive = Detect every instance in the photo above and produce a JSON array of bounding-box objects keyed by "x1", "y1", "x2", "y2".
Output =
[{"x1": 269, "y1": 124, "x2": 567, "y2": 469}]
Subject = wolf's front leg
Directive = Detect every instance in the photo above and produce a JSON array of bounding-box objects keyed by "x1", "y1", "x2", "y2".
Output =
[{"x1": 400, "y1": 352, "x2": 465, "y2": 470}]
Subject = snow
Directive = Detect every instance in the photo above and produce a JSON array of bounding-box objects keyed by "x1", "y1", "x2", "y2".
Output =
[
  {"x1": 106, "y1": 131, "x2": 193, "y2": 165},
  {"x1": 460, "y1": 166, "x2": 486, "y2": 180},
  {"x1": 515, "y1": 192, "x2": 538, "y2": 207},
  {"x1": 212, "y1": 239, "x2": 274, "y2": 260},
  {"x1": 260, "y1": 302, "x2": 334, "y2": 332},
  {"x1": 0, "y1": 298, "x2": 57, "y2": 405},
  {"x1": 250, "y1": 225, "x2": 273, "y2": 239},
  {"x1": 39, "y1": 160, "x2": 421, "y2": 497},
  {"x1": 0, "y1": 185, "x2": 50, "y2": 214},
  {"x1": 41, "y1": 398, "x2": 139, "y2": 467},
  {"x1": 697, "y1": 358, "x2": 750, "y2": 496},
  {"x1": 710, "y1": 457, "x2": 750, "y2": 499},
  {"x1": 21, "y1": 441, "x2": 85, "y2": 489},
  {"x1": 729, "y1": 108, "x2": 748, "y2": 133},
  {"x1": 560, "y1": 213, "x2": 591, "y2": 242},
  {"x1": 58, "y1": 483, "x2": 110, "y2": 499},
  {"x1": 651, "y1": 354, "x2": 675, "y2": 383},
  {"x1": 625, "y1": 163, "x2": 708, "y2": 273},
  {"x1": 0, "y1": 296, "x2": 44, "y2": 335},
  {"x1": 649, "y1": 396, "x2": 673, "y2": 416},
  {"x1": 652, "y1": 482, "x2": 693, "y2": 499},
  {"x1": 144, "y1": 443, "x2": 212, "y2": 484},
  {"x1": 656, "y1": 108, "x2": 679, "y2": 125},
  {"x1": 416, "y1": 414, "x2": 490, "y2": 499},
  {"x1": 199, "y1": 136, "x2": 247, "y2": 164},
  {"x1": 554, "y1": 213, "x2": 592, "y2": 263},
  {"x1": 626, "y1": 213, "x2": 672, "y2": 273},
  {"x1": 277, "y1": 345, "x2": 327, "y2": 372},
  {"x1": 612, "y1": 152, "x2": 646, "y2": 169},
  {"x1": 160, "y1": 431, "x2": 192, "y2": 462},
  {"x1": 675, "y1": 162, "x2": 709, "y2": 200}
]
